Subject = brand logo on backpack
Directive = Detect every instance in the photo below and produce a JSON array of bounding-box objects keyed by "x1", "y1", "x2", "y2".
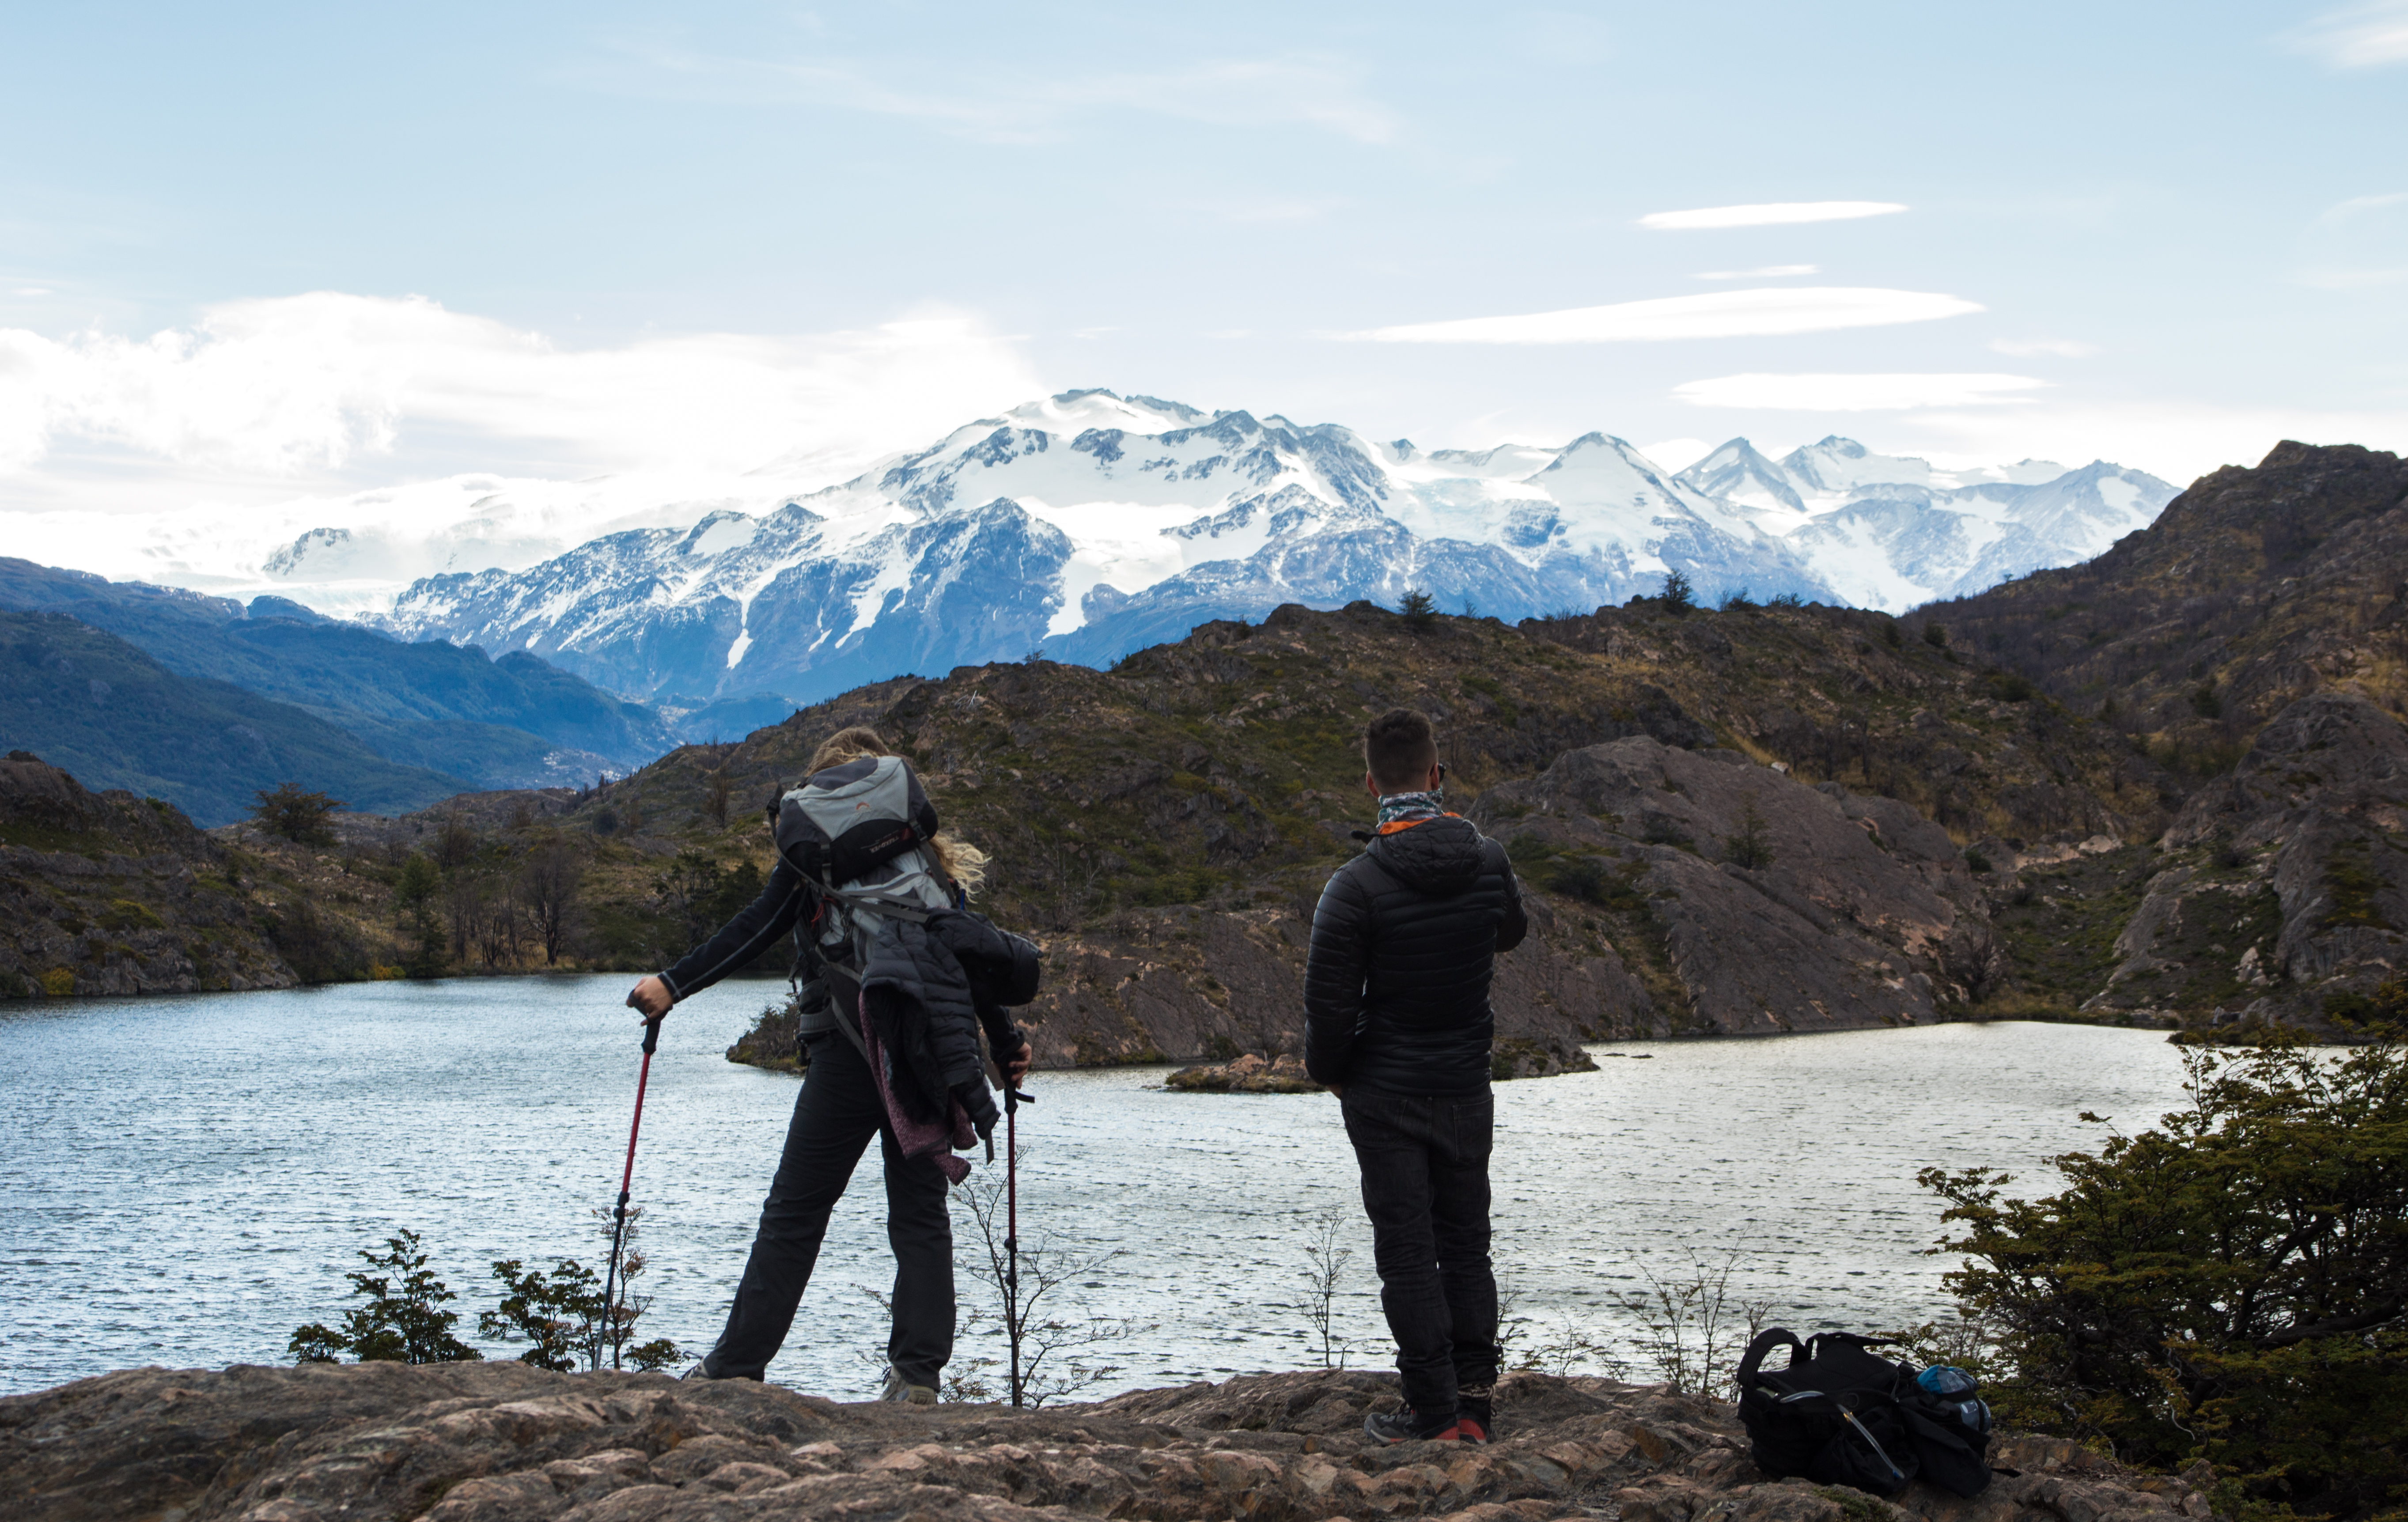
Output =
[{"x1": 1734, "y1": 1329, "x2": 1995, "y2": 1499}]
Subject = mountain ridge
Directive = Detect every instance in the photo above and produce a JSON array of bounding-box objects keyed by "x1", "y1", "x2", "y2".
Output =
[{"x1": 368, "y1": 390, "x2": 2172, "y2": 712}]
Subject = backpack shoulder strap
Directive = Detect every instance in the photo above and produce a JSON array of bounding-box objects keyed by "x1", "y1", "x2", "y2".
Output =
[{"x1": 1737, "y1": 1327, "x2": 1809, "y2": 1391}]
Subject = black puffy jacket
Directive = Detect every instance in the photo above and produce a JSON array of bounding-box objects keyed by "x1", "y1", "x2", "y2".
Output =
[{"x1": 1303, "y1": 814, "x2": 1527, "y2": 1095}]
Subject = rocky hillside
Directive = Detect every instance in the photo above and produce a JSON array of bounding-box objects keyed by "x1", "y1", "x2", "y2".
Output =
[
  {"x1": 0, "y1": 1361, "x2": 2218, "y2": 1522},
  {"x1": 1928, "y1": 442, "x2": 2408, "y2": 1032},
  {"x1": 0, "y1": 751, "x2": 296, "y2": 997}
]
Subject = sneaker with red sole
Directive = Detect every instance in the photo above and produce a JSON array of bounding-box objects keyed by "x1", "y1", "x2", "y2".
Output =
[{"x1": 1363, "y1": 1407, "x2": 1477, "y2": 1444}]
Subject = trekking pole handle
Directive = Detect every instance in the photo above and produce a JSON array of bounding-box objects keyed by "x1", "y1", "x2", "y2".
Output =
[{"x1": 641, "y1": 1015, "x2": 663, "y2": 1054}]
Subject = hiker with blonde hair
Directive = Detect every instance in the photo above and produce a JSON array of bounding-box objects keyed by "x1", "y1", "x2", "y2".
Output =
[{"x1": 626, "y1": 726, "x2": 1035, "y2": 1400}]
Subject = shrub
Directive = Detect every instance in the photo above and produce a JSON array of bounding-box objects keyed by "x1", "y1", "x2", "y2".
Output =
[
  {"x1": 1922, "y1": 1033, "x2": 2408, "y2": 1518},
  {"x1": 1719, "y1": 587, "x2": 1758, "y2": 613},
  {"x1": 289, "y1": 1230, "x2": 482, "y2": 1365},
  {"x1": 252, "y1": 781, "x2": 344, "y2": 845},
  {"x1": 1923, "y1": 621, "x2": 1950, "y2": 649},
  {"x1": 1965, "y1": 848, "x2": 1993, "y2": 874},
  {"x1": 1398, "y1": 587, "x2": 1438, "y2": 631},
  {"x1": 1661, "y1": 569, "x2": 1696, "y2": 614}
]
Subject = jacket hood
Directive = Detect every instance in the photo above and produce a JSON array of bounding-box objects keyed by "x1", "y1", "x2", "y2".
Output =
[{"x1": 1367, "y1": 814, "x2": 1489, "y2": 894}]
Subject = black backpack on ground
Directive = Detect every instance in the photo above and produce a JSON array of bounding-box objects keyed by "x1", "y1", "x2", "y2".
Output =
[{"x1": 1734, "y1": 1329, "x2": 1992, "y2": 1499}]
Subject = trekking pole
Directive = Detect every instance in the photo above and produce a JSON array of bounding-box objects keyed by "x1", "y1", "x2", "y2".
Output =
[
  {"x1": 601, "y1": 1013, "x2": 664, "y2": 1371},
  {"x1": 1003, "y1": 1081, "x2": 1035, "y2": 1406}
]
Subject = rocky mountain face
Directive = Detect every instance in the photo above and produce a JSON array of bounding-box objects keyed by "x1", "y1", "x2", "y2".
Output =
[
  {"x1": 1928, "y1": 441, "x2": 2408, "y2": 1032},
  {"x1": 0, "y1": 1360, "x2": 2218, "y2": 1522},
  {"x1": 371, "y1": 391, "x2": 2168, "y2": 715},
  {"x1": 0, "y1": 751, "x2": 297, "y2": 997},
  {"x1": 0, "y1": 557, "x2": 677, "y2": 795}
]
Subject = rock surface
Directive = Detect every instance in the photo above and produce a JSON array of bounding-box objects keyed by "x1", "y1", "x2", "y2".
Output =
[
  {"x1": 1166, "y1": 1051, "x2": 1324, "y2": 1091},
  {"x1": 1472, "y1": 739, "x2": 2000, "y2": 1034},
  {"x1": 2127, "y1": 691, "x2": 2408, "y2": 1031},
  {"x1": 0, "y1": 1363, "x2": 2219, "y2": 1522}
]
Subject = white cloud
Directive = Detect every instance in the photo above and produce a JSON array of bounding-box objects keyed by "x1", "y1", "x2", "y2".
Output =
[
  {"x1": 2298, "y1": 191, "x2": 2408, "y2": 288},
  {"x1": 0, "y1": 292, "x2": 1040, "y2": 479},
  {"x1": 1695, "y1": 265, "x2": 1818, "y2": 280},
  {"x1": 1990, "y1": 337, "x2": 2102, "y2": 357},
  {"x1": 1895, "y1": 399, "x2": 2408, "y2": 488},
  {"x1": 1673, "y1": 373, "x2": 2047, "y2": 411},
  {"x1": 1348, "y1": 287, "x2": 1980, "y2": 344},
  {"x1": 608, "y1": 45, "x2": 1399, "y2": 145},
  {"x1": 1636, "y1": 437, "x2": 1714, "y2": 471},
  {"x1": 2286, "y1": 1, "x2": 2408, "y2": 68},
  {"x1": 1638, "y1": 201, "x2": 1907, "y2": 231}
]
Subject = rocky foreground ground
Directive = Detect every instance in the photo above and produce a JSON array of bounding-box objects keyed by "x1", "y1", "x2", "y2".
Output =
[{"x1": 0, "y1": 1363, "x2": 2215, "y2": 1522}]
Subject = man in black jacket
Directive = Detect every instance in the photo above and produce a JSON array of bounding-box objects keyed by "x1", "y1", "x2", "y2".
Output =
[{"x1": 1306, "y1": 708, "x2": 1526, "y2": 1445}]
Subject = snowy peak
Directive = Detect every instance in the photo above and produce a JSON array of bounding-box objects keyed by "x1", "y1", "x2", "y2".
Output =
[{"x1": 373, "y1": 394, "x2": 2176, "y2": 718}]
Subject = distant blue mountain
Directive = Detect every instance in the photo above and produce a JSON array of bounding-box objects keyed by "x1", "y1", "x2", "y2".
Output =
[{"x1": 0, "y1": 558, "x2": 679, "y2": 792}]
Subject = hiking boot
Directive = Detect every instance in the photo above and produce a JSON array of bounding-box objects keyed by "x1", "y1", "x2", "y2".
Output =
[
  {"x1": 878, "y1": 1367, "x2": 938, "y2": 1405},
  {"x1": 1363, "y1": 1406, "x2": 1472, "y2": 1444},
  {"x1": 1457, "y1": 1389, "x2": 1494, "y2": 1444},
  {"x1": 679, "y1": 1358, "x2": 715, "y2": 1381}
]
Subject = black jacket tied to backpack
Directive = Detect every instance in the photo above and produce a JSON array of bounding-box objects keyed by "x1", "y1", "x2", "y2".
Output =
[
  {"x1": 1304, "y1": 814, "x2": 1527, "y2": 1095},
  {"x1": 857, "y1": 907, "x2": 1040, "y2": 1138}
]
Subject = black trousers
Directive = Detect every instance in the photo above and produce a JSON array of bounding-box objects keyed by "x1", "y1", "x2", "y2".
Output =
[
  {"x1": 1341, "y1": 1083, "x2": 1500, "y2": 1419},
  {"x1": 700, "y1": 1030, "x2": 955, "y2": 1384}
]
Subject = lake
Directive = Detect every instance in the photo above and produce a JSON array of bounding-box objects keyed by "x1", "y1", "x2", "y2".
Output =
[{"x1": 0, "y1": 976, "x2": 2196, "y2": 1398}]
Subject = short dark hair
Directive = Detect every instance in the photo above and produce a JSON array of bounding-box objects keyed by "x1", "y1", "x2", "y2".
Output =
[{"x1": 1364, "y1": 708, "x2": 1438, "y2": 791}]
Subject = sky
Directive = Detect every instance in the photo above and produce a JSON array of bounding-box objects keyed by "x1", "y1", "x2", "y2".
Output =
[{"x1": 3, "y1": 0, "x2": 2406, "y2": 597}]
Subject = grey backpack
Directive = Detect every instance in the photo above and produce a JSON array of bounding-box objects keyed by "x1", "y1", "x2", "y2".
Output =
[{"x1": 771, "y1": 755, "x2": 954, "y2": 1018}]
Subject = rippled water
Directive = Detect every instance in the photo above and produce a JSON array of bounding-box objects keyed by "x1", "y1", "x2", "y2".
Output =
[{"x1": 0, "y1": 977, "x2": 2195, "y2": 1398}]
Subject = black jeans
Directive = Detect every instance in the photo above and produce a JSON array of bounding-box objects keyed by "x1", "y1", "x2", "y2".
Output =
[
  {"x1": 1341, "y1": 1083, "x2": 1499, "y2": 1419},
  {"x1": 700, "y1": 1030, "x2": 955, "y2": 1384}
]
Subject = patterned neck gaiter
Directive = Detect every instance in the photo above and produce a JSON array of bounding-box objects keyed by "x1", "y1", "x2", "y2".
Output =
[{"x1": 1375, "y1": 789, "x2": 1447, "y2": 831}]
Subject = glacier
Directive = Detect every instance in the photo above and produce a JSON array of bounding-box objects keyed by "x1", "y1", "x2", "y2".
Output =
[{"x1": 370, "y1": 390, "x2": 2174, "y2": 716}]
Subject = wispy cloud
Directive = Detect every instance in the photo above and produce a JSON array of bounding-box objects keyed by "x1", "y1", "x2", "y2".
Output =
[
  {"x1": 2298, "y1": 191, "x2": 2408, "y2": 287},
  {"x1": 2285, "y1": 1, "x2": 2408, "y2": 68},
  {"x1": 1673, "y1": 373, "x2": 2046, "y2": 410},
  {"x1": 1694, "y1": 265, "x2": 1818, "y2": 280},
  {"x1": 1639, "y1": 201, "x2": 1906, "y2": 231},
  {"x1": 1990, "y1": 337, "x2": 2101, "y2": 357},
  {"x1": 0, "y1": 292, "x2": 1039, "y2": 479},
  {"x1": 1346, "y1": 287, "x2": 1980, "y2": 344},
  {"x1": 607, "y1": 44, "x2": 1400, "y2": 145}
]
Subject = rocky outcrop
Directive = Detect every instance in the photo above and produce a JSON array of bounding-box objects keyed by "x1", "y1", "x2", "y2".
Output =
[
  {"x1": 0, "y1": 1363, "x2": 2219, "y2": 1522},
  {"x1": 1166, "y1": 1051, "x2": 1323, "y2": 1091},
  {"x1": 2101, "y1": 692, "x2": 2408, "y2": 1031},
  {"x1": 1473, "y1": 740, "x2": 2001, "y2": 1034},
  {"x1": 0, "y1": 751, "x2": 295, "y2": 998}
]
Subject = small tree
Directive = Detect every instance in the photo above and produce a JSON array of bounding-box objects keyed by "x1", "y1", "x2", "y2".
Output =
[
  {"x1": 1398, "y1": 587, "x2": 1439, "y2": 631},
  {"x1": 1661, "y1": 569, "x2": 1696, "y2": 614},
  {"x1": 954, "y1": 1141, "x2": 1152, "y2": 1407},
  {"x1": 1723, "y1": 795, "x2": 1776, "y2": 871},
  {"x1": 289, "y1": 1230, "x2": 482, "y2": 1365},
  {"x1": 1611, "y1": 1249, "x2": 1775, "y2": 1398},
  {"x1": 394, "y1": 853, "x2": 446, "y2": 977},
  {"x1": 252, "y1": 782, "x2": 343, "y2": 845},
  {"x1": 1923, "y1": 619, "x2": 1949, "y2": 648},
  {"x1": 1293, "y1": 1204, "x2": 1356, "y2": 1369},
  {"x1": 519, "y1": 839, "x2": 581, "y2": 965}
]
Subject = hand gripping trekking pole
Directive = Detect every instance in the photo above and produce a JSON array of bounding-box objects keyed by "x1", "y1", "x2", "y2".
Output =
[{"x1": 601, "y1": 1014, "x2": 663, "y2": 1371}]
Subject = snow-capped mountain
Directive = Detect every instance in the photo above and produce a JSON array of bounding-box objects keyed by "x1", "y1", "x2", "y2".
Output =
[
  {"x1": 375, "y1": 391, "x2": 2174, "y2": 715},
  {"x1": 1675, "y1": 436, "x2": 2174, "y2": 610}
]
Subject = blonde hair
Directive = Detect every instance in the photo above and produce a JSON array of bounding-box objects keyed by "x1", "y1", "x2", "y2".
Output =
[{"x1": 804, "y1": 725, "x2": 989, "y2": 898}]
